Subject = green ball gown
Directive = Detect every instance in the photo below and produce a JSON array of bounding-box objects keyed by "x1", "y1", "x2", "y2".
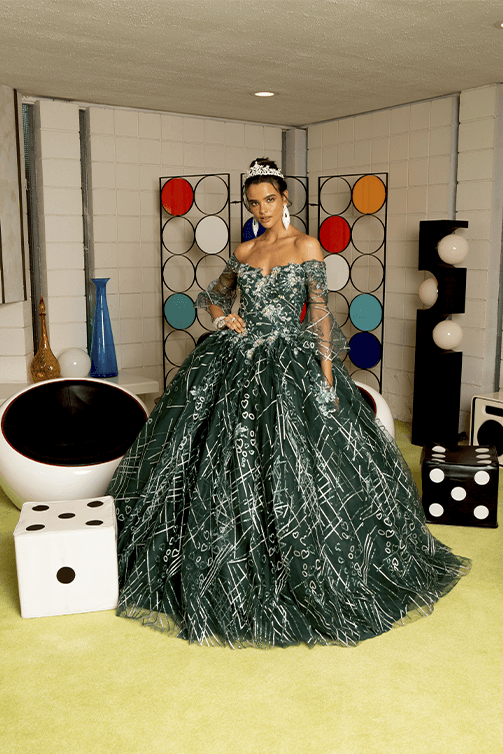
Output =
[{"x1": 107, "y1": 254, "x2": 470, "y2": 648}]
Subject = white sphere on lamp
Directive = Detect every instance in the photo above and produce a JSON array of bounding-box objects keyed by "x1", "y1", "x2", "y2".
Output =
[
  {"x1": 432, "y1": 320, "x2": 463, "y2": 350},
  {"x1": 58, "y1": 348, "x2": 92, "y2": 377},
  {"x1": 419, "y1": 277, "x2": 438, "y2": 307},
  {"x1": 437, "y1": 234, "x2": 469, "y2": 265}
]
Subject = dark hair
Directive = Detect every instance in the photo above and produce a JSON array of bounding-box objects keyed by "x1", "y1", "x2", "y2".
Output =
[{"x1": 243, "y1": 157, "x2": 288, "y2": 210}]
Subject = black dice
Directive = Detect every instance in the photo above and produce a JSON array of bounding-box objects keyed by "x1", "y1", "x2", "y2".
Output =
[{"x1": 421, "y1": 444, "x2": 499, "y2": 528}]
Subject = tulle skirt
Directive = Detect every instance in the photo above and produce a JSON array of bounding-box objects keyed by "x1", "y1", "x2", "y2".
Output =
[{"x1": 107, "y1": 329, "x2": 470, "y2": 647}]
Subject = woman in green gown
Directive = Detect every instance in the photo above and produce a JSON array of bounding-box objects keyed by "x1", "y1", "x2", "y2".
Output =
[{"x1": 107, "y1": 158, "x2": 470, "y2": 648}]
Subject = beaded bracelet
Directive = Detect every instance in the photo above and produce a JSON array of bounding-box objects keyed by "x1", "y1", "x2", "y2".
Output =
[{"x1": 213, "y1": 316, "x2": 226, "y2": 330}]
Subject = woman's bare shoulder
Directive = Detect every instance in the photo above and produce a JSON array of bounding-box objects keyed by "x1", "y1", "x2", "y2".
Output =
[
  {"x1": 234, "y1": 239, "x2": 256, "y2": 263},
  {"x1": 294, "y1": 233, "x2": 325, "y2": 263}
]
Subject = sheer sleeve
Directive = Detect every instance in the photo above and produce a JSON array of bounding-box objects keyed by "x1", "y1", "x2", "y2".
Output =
[
  {"x1": 300, "y1": 259, "x2": 348, "y2": 361},
  {"x1": 195, "y1": 255, "x2": 239, "y2": 315}
]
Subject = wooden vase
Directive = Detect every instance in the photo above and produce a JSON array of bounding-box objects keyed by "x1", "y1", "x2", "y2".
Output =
[{"x1": 30, "y1": 296, "x2": 61, "y2": 383}]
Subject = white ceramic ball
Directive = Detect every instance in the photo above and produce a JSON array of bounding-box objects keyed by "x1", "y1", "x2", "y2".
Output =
[
  {"x1": 58, "y1": 348, "x2": 91, "y2": 377},
  {"x1": 419, "y1": 277, "x2": 438, "y2": 307},
  {"x1": 437, "y1": 234, "x2": 469, "y2": 265},
  {"x1": 432, "y1": 320, "x2": 463, "y2": 350}
]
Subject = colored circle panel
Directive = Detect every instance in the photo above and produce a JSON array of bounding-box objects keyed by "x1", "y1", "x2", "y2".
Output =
[
  {"x1": 161, "y1": 178, "x2": 194, "y2": 216},
  {"x1": 164, "y1": 293, "x2": 196, "y2": 330},
  {"x1": 319, "y1": 216, "x2": 351, "y2": 254},
  {"x1": 352, "y1": 175, "x2": 386, "y2": 215},
  {"x1": 349, "y1": 332, "x2": 382, "y2": 369},
  {"x1": 349, "y1": 294, "x2": 382, "y2": 332},
  {"x1": 195, "y1": 215, "x2": 229, "y2": 254},
  {"x1": 325, "y1": 255, "x2": 350, "y2": 292}
]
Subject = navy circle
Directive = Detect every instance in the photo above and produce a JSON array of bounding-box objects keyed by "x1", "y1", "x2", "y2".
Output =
[
  {"x1": 349, "y1": 332, "x2": 382, "y2": 369},
  {"x1": 243, "y1": 217, "x2": 265, "y2": 241}
]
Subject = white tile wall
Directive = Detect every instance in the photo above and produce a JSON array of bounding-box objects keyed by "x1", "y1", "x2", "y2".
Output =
[
  {"x1": 308, "y1": 96, "x2": 457, "y2": 422},
  {"x1": 33, "y1": 100, "x2": 87, "y2": 359}
]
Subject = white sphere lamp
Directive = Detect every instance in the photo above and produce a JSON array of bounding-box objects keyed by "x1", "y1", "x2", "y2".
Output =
[
  {"x1": 419, "y1": 277, "x2": 438, "y2": 307},
  {"x1": 432, "y1": 320, "x2": 463, "y2": 350},
  {"x1": 58, "y1": 348, "x2": 92, "y2": 378},
  {"x1": 437, "y1": 234, "x2": 469, "y2": 265}
]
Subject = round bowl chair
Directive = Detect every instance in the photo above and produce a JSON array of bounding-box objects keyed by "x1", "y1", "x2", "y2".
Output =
[
  {"x1": 0, "y1": 378, "x2": 148, "y2": 510},
  {"x1": 353, "y1": 380, "x2": 395, "y2": 439}
]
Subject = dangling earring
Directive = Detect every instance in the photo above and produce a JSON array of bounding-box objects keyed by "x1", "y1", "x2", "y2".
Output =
[
  {"x1": 252, "y1": 218, "x2": 259, "y2": 237},
  {"x1": 282, "y1": 204, "x2": 290, "y2": 230}
]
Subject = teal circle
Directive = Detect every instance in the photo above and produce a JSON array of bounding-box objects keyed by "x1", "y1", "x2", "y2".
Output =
[
  {"x1": 349, "y1": 294, "x2": 382, "y2": 332},
  {"x1": 164, "y1": 293, "x2": 196, "y2": 330}
]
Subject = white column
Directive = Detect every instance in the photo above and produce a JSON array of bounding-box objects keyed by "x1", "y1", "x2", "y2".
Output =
[{"x1": 33, "y1": 100, "x2": 87, "y2": 358}]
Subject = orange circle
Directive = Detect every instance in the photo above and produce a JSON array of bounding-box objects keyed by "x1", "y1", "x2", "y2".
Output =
[{"x1": 352, "y1": 175, "x2": 386, "y2": 215}]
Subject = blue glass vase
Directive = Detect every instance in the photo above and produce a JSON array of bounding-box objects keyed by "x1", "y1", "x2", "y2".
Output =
[{"x1": 90, "y1": 278, "x2": 118, "y2": 378}]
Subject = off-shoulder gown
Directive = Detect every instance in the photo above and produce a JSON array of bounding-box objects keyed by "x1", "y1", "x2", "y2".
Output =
[{"x1": 107, "y1": 254, "x2": 470, "y2": 647}]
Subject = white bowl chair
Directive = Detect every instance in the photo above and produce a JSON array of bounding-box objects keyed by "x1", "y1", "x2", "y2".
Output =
[{"x1": 0, "y1": 378, "x2": 147, "y2": 510}]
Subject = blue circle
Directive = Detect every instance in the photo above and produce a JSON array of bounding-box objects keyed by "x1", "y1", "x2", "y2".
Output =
[
  {"x1": 349, "y1": 294, "x2": 382, "y2": 332},
  {"x1": 243, "y1": 218, "x2": 265, "y2": 241},
  {"x1": 349, "y1": 332, "x2": 382, "y2": 369},
  {"x1": 164, "y1": 293, "x2": 196, "y2": 330}
]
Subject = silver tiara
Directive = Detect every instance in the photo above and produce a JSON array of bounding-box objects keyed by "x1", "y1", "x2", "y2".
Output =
[{"x1": 245, "y1": 162, "x2": 284, "y2": 180}]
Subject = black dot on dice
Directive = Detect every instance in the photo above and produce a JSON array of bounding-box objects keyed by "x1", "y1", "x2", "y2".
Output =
[
  {"x1": 87, "y1": 500, "x2": 104, "y2": 508},
  {"x1": 57, "y1": 567, "x2": 76, "y2": 584},
  {"x1": 32, "y1": 505, "x2": 49, "y2": 512},
  {"x1": 86, "y1": 520, "x2": 104, "y2": 526},
  {"x1": 58, "y1": 512, "x2": 76, "y2": 519},
  {"x1": 26, "y1": 524, "x2": 45, "y2": 531}
]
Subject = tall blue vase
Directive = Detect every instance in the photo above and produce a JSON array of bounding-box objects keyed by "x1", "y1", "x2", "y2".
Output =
[{"x1": 90, "y1": 278, "x2": 118, "y2": 378}]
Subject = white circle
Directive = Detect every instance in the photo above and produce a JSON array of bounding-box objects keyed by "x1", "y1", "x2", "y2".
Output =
[
  {"x1": 429, "y1": 503, "x2": 444, "y2": 517},
  {"x1": 473, "y1": 505, "x2": 489, "y2": 520},
  {"x1": 58, "y1": 348, "x2": 91, "y2": 377},
  {"x1": 474, "y1": 471, "x2": 490, "y2": 485},
  {"x1": 325, "y1": 255, "x2": 350, "y2": 291},
  {"x1": 437, "y1": 234, "x2": 469, "y2": 265},
  {"x1": 419, "y1": 277, "x2": 438, "y2": 307},
  {"x1": 451, "y1": 486, "x2": 467, "y2": 501},
  {"x1": 429, "y1": 468, "x2": 444, "y2": 483},
  {"x1": 475, "y1": 447, "x2": 488, "y2": 454},
  {"x1": 432, "y1": 320, "x2": 463, "y2": 350},
  {"x1": 195, "y1": 215, "x2": 229, "y2": 254},
  {"x1": 432, "y1": 454, "x2": 445, "y2": 460},
  {"x1": 432, "y1": 445, "x2": 446, "y2": 452},
  {"x1": 477, "y1": 459, "x2": 490, "y2": 464},
  {"x1": 475, "y1": 454, "x2": 491, "y2": 460}
]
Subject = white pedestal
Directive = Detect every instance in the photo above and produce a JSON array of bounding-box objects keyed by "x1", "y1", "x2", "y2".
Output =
[{"x1": 14, "y1": 496, "x2": 119, "y2": 619}]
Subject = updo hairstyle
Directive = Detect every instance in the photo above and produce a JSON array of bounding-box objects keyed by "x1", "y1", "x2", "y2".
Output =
[{"x1": 243, "y1": 157, "x2": 288, "y2": 211}]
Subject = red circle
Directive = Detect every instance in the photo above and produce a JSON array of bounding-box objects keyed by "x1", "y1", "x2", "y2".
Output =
[
  {"x1": 161, "y1": 178, "x2": 193, "y2": 216},
  {"x1": 319, "y1": 216, "x2": 351, "y2": 253}
]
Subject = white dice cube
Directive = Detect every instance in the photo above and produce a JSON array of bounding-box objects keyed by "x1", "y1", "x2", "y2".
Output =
[{"x1": 14, "y1": 496, "x2": 119, "y2": 619}]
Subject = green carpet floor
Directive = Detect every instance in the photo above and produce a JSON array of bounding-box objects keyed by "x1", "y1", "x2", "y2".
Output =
[{"x1": 1, "y1": 422, "x2": 502, "y2": 754}]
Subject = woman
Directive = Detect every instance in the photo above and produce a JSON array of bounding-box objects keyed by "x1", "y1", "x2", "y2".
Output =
[{"x1": 108, "y1": 158, "x2": 470, "y2": 648}]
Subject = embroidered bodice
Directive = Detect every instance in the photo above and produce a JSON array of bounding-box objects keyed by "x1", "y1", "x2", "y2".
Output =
[{"x1": 196, "y1": 253, "x2": 347, "y2": 362}]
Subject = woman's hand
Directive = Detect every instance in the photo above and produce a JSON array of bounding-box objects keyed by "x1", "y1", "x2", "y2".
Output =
[{"x1": 224, "y1": 313, "x2": 246, "y2": 333}]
